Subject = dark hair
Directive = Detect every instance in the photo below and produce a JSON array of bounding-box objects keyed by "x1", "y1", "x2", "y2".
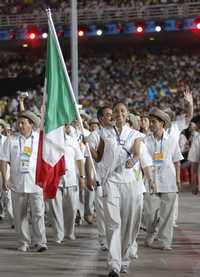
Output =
[{"x1": 97, "y1": 106, "x2": 112, "y2": 120}]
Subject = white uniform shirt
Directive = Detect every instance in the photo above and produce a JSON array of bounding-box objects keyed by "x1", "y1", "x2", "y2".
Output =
[
  {"x1": 144, "y1": 131, "x2": 183, "y2": 193},
  {"x1": 188, "y1": 134, "x2": 200, "y2": 162},
  {"x1": 0, "y1": 134, "x2": 6, "y2": 150},
  {"x1": 0, "y1": 131, "x2": 42, "y2": 193},
  {"x1": 188, "y1": 134, "x2": 200, "y2": 189},
  {"x1": 62, "y1": 134, "x2": 84, "y2": 188},
  {"x1": 133, "y1": 142, "x2": 153, "y2": 195},
  {"x1": 88, "y1": 129, "x2": 102, "y2": 183},
  {"x1": 100, "y1": 125, "x2": 143, "y2": 184},
  {"x1": 0, "y1": 134, "x2": 9, "y2": 184},
  {"x1": 73, "y1": 127, "x2": 90, "y2": 143},
  {"x1": 167, "y1": 115, "x2": 188, "y2": 142}
]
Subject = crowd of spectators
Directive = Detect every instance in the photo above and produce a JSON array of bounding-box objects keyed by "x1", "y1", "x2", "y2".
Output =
[
  {"x1": 0, "y1": 0, "x2": 199, "y2": 15},
  {"x1": 0, "y1": 47, "x2": 200, "y2": 124}
]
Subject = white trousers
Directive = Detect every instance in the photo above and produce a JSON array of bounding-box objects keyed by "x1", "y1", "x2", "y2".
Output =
[
  {"x1": 77, "y1": 188, "x2": 85, "y2": 220},
  {"x1": 95, "y1": 186, "x2": 107, "y2": 247},
  {"x1": 84, "y1": 187, "x2": 95, "y2": 217},
  {"x1": 12, "y1": 191, "x2": 46, "y2": 247},
  {"x1": 145, "y1": 192, "x2": 176, "y2": 247},
  {"x1": 130, "y1": 194, "x2": 143, "y2": 256},
  {"x1": 173, "y1": 193, "x2": 179, "y2": 225},
  {"x1": 103, "y1": 180, "x2": 140, "y2": 272},
  {"x1": 49, "y1": 186, "x2": 78, "y2": 241},
  {"x1": 0, "y1": 190, "x2": 13, "y2": 224}
]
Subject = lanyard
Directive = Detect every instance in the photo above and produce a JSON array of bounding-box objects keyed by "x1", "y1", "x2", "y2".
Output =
[
  {"x1": 19, "y1": 135, "x2": 34, "y2": 154},
  {"x1": 154, "y1": 134, "x2": 163, "y2": 153},
  {"x1": 113, "y1": 126, "x2": 131, "y2": 157}
]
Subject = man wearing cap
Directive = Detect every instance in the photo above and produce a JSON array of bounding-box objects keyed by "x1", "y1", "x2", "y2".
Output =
[
  {"x1": 0, "y1": 111, "x2": 47, "y2": 252},
  {"x1": 144, "y1": 108, "x2": 183, "y2": 250},
  {"x1": 89, "y1": 118, "x2": 100, "y2": 132}
]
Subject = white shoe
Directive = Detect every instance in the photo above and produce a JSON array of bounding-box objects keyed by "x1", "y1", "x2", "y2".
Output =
[
  {"x1": 55, "y1": 240, "x2": 63, "y2": 244},
  {"x1": 129, "y1": 243, "x2": 138, "y2": 259},
  {"x1": 18, "y1": 245, "x2": 29, "y2": 252},
  {"x1": 67, "y1": 234, "x2": 76, "y2": 241}
]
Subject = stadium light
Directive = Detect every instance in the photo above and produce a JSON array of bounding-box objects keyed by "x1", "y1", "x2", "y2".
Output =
[
  {"x1": 96, "y1": 29, "x2": 103, "y2": 36},
  {"x1": 137, "y1": 26, "x2": 144, "y2": 33},
  {"x1": 197, "y1": 23, "x2": 200, "y2": 30},
  {"x1": 155, "y1": 25, "x2": 162, "y2": 32},
  {"x1": 42, "y1": 32, "x2": 48, "y2": 39},
  {"x1": 78, "y1": 30, "x2": 85, "y2": 37},
  {"x1": 29, "y1": 32, "x2": 36, "y2": 40}
]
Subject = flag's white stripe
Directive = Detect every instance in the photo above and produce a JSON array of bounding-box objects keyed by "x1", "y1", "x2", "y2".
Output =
[{"x1": 42, "y1": 126, "x2": 65, "y2": 167}]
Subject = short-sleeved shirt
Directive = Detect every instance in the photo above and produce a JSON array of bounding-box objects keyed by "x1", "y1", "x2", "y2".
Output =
[
  {"x1": 0, "y1": 134, "x2": 6, "y2": 151},
  {"x1": 167, "y1": 115, "x2": 188, "y2": 142},
  {"x1": 133, "y1": 141, "x2": 153, "y2": 195},
  {"x1": 144, "y1": 131, "x2": 183, "y2": 192},
  {"x1": 0, "y1": 131, "x2": 42, "y2": 193},
  {"x1": 188, "y1": 134, "x2": 200, "y2": 163},
  {"x1": 61, "y1": 134, "x2": 84, "y2": 188},
  {"x1": 100, "y1": 125, "x2": 143, "y2": 184},
  {"x1": 0, "y1": 134, "x2": 9, "y2": 185}
]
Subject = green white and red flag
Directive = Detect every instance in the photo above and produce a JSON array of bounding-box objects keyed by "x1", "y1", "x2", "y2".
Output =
[{"x1": 36, "y1": 13, "x2": 76, "y2": 199}]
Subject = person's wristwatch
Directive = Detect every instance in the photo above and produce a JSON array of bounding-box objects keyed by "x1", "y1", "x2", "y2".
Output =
[{"x1": 80, "y1": 175, "x2": 86, "y2": 179}]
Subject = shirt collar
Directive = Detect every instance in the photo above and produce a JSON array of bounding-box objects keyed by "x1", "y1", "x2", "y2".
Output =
[
  {"x1": 151, "y1": 129, "x2": 169, "y2": 142},
  {"x1": 19, "y1": 131, "x2": 34, "y2": 140}
]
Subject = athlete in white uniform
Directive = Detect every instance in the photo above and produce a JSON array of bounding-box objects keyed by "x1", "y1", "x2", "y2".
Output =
[
  {"x1": 0, "y1": 119, "x2": 14, "y2": 227},
  {"x1": 164, "y1": 86, "x2": 193, "y2": 227},
  {"x1": 94, "y1": 102, "x2": 154, "y2": 277},
  {"x1": 86, "y1": 106, "x2": 113, "y2": 251},
  {"x1": 144, "y1": 108, "x2": 183, "y2": 250},
  {"x1": 188, "y1": 132, "x2": 200, "y2": 194},
  {"x1": 49, "y1": 124, "x2": 85, "y2": 243},
  {"x1": 0, "y1": 111, "x2": 47, "y2": 252}
]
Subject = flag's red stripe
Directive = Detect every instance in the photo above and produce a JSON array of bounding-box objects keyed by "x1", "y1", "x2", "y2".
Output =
[{"x1": 36, "y1": 130, "x2": 65, "y2": 200}]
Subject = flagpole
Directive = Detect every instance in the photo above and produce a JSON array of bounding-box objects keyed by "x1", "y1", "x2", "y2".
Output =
[
  {"x1": 71, "y1": 0, "x2": 78, "y2": 101},
  {"x1": 46, "y1": 9, "x2": 98, "y2": 181}
]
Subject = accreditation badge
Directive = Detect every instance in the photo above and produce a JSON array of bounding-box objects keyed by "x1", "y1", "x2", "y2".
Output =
[
  {"x1": 153, "y1": 152, "x2": 164, "y2": 166},
  {"x1": 20, "y1": 146, "x2": 32, "y2": 174}
]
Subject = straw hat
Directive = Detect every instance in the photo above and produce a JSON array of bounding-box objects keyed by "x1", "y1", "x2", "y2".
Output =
[
  {"x1": 89, "y1": 118, "x2": 99, "y2": 125},
  {"x1": 149, "y1": 108, "x2": 171, "y2": 128},
  {"x1": 19, "y1": 111, "x2": 41, "y2": 129}
]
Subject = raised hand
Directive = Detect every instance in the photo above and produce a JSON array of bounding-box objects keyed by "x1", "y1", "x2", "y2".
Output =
[{"x1": 183, "y1": 86, "x2": 193, "y2": 104}]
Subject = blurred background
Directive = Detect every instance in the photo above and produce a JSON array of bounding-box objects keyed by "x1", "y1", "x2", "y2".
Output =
[{"x1": 0, "y1": 0, "x2": 200, "y2": 123}]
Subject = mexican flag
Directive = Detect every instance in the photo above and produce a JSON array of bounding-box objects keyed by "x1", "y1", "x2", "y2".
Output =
[{"x1": 36, "y1": 17, "x2": 76, "y2": 199}]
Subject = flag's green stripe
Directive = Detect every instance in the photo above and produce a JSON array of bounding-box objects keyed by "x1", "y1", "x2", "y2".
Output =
[{"x1": 44, "y1": 25, "x2": 76, "y2": 134}]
